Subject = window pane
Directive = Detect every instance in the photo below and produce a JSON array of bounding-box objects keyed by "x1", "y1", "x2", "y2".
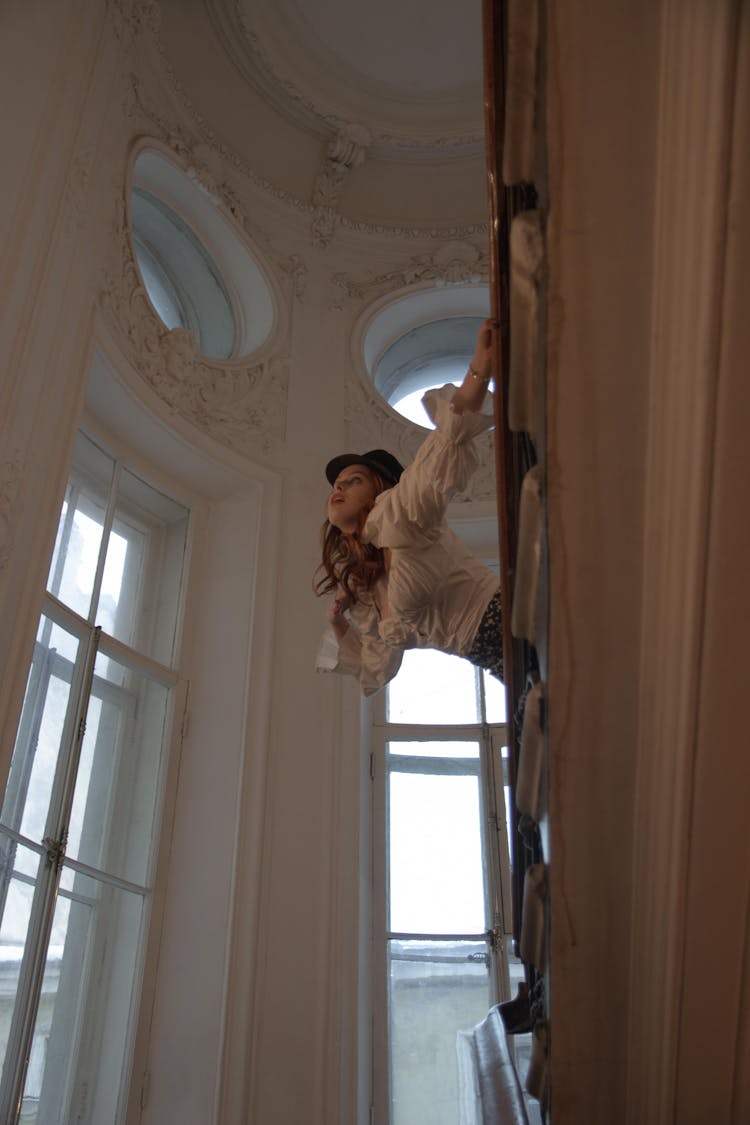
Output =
[
  {"x1": 483, "y1": 669, "x2": 506, "y2": 723},
  {"x1": 47, "y1": 434, "x2": 114, "y2": 619},
  {"x1": 97, "y1": 469, "x2": 188, "y2": 665},
  {"x1": 19, "y1": 870, "x2": 144, "y2": 1124},
  {"x1": 131, "y1": 187, "x2": 236, "y2": 360},
  {"x1": 133, "y1": 236, "x2": 187, "y2": 331},
  {"x1": 0, "y1": 623, "x2": 80, "y2": 844},
  {"x1": 388, "y1": 740, "x2": 479, "y2": 760},
  {"x1": 389, "y1": 773, "x2": 485, "y2": 934},
  {"x1": 388, "y1": 938, "x2": 490, "y2": 1125},
  {"x1": 0, "y1": 839, "x2": 42, "y2": 1080},
  {"x1": 387, "y1": 650, "x2": 480, "y2": 725},
  {"x1": 67, "y1": 651, "x2": 170, "y2": 886}
]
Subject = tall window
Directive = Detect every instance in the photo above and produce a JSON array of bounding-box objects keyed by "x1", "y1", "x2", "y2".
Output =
[
  {"x1": 0, "y1": 432, "x2": 189, "y2": 1124},
  {"x1": 372, "y1": 649, "x2": 512, "y2": 1125}
]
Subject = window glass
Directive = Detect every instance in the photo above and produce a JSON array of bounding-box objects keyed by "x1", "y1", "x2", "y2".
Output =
[
  {"x1": 19, "y1": 870, "x2": 145, "y2": 1123},
  {"x1": 380, "y1": 644, "x2": 509, "y2": 1125},
  {"x1": 0, "y1": 434, "x2": 189, "y2": 1120},
  {"x1": 388, "y1": 938, "x2": 491, "y2": 1125},
  {"x1": 47, "y1": 433, "x2": 114, "y2": 620},
  {"x1": 133, "y1": 235, "x2": 187, "y2": 331},
  {"x1": 1, "y1": 619, "x2": 81, "y2": 845},
  {"x1": 66, "y1": 649, "x2": 170, "y2": 886},
  {"x1": 391, "y1": 376, "x2": 462, "y2": 428},
  {"x1": 483, "y1": 668, "x2": 506, "y2": 723},
  {"x1": 0, "y1": 839, "x2": 42, "y2": 1072},
  {"x1": 99, "y1": 468, "x2": 189, "y2": 665},
  {"x1": 387, "y1": 649, "x2": 480, "y2": 725},
  {"x1": 131, "y1": 188, "x2": 236, "y2": 360},
  {"x1": 388, "y1": 771, "x2": 485, "y2": 934},
  {"x1": 372, "y1": 316, "x2": 485, "y2": 428}
]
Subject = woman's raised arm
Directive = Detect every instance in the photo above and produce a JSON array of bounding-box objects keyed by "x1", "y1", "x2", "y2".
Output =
[{"x1": 450, "y1": 319, "x2": 498, "y2": 415}]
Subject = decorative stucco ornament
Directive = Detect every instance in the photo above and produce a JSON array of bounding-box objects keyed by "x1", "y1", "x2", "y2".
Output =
[
  {"x1": 109, "y1": 0, "x2": 161, "y2": 52},
  {"x1": 311, "y1": 124, "x2": 372, "y2": 247},
  {"x1": 332, "y1": 239, "x2": 490, "y2": 303},
  {"x1": 99, "y1": 194, "x2": 289, "y2": 459}
]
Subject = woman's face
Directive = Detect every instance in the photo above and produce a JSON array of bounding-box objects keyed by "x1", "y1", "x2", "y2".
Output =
[{"x1": 327, "y1": 465, "x2": 378, "y2": 532}]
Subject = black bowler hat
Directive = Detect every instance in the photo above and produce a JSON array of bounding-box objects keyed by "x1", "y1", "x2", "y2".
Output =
[{"x1": 325, "y1": 449, "x2": 404, "y2": 488}]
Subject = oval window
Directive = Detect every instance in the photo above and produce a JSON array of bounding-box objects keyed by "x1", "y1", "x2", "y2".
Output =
[
  {"x1": 363, "y1": 287, "x2": 490, "y2": 427},
  {"x1": 375, "y1": 317, "x2": 485, "y2": 426},
  {"x1": 130, "y1": 150, "x2": 276, "y2": 362},
  {"x1": 131, "y1": 188, "x2": 236, "y2": 360}
]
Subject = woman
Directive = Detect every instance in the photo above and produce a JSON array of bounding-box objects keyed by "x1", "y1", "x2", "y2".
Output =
[{"x1": 315, "y1": 319, "x2": 503, "y2": 695}]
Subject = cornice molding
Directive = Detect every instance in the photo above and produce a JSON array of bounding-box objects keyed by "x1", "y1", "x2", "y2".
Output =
[
  {"x1": 205, "y1": 0, "x2": 484, "y2": 161},
  {"x1": 332, "y1": 239, "x2": 490, "y2": 305},
  {"x1": 127, "y1": 14, "x2": 487, "y2": 241},
  {"x1": 123, "y1": 82, "x2": 310, "y2": 301}
]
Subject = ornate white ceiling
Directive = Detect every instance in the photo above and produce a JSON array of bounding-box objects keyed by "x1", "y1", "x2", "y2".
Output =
[
  {"x1": 156, "y1": 0, "x2": 488, "y2": 233},
  {"x1": 226, "y1": 0, "x2": 485, "y2": 158}
]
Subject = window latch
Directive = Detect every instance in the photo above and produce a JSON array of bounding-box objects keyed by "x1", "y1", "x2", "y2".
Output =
[{"x1": 42, "y1": 833, "x2": 66, "y2": 872}]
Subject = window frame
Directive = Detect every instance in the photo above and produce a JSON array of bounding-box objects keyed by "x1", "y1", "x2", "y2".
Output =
[
  {"x1": 0, "y1": 433, "x2": 190, "y2": 1125},
  {"x1": 370, "y1": 666, "x2": 512, "y2": 1124}
]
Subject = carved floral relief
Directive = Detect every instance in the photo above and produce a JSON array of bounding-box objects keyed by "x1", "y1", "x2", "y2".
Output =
[
  {"x1": 99, "y1": 191, "x2": 289, "y2": 459},
  {"x1": 333, "y1": 239, "x2": 490, "y2": 304}
]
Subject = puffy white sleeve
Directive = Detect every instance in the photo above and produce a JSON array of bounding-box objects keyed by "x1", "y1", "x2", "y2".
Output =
[
  {"x1": 316, "y1": 620, "x2": 404, "y2": 696},
  {"x1": 365, "y1": 385, "x2": 495, "y2": 545}
]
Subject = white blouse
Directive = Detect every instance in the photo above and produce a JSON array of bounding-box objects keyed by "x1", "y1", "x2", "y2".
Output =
[{"x1": 316, "y1": 385, "x2": 500, "y2": 695}]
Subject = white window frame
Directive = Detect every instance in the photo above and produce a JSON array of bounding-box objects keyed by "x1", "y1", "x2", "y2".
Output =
[
  {"x1": 0, "y1": 433, "x2": 190, "y2": 1125},
  {"x1": 370, "y1": 668, "x2": 512, "y2": 1124}
]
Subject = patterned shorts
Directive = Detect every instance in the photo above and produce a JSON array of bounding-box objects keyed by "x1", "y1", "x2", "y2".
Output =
[{"x1": 466, "y1": 590, "x2": 504, "y2": 681}]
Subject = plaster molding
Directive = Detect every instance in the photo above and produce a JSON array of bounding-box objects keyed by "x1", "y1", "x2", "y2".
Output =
[
  {"x1": 206, "y1": 0, "x2": 484, "y2": 160},
  {"x1": 109, "y1": 0, "x2": 161, "y2": 52},
  {"x1": 332, "y1": 239, "x2": 490, "y2": 305},
  {"x1": 311, "y1": 124, "x2": 372, "y2": 248},
  {"x1": 123, "y1": 80, "x2": 310, "y2": 301},
  {"x1": 132, "y1": 28, "x2": 487, "y2": 241},
  {"x1": 0, "y1": 453, "x2": 23, "y2": 572},
  {"x1": 99, "y1": 193, "x2": 288, "y2": 459}
]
